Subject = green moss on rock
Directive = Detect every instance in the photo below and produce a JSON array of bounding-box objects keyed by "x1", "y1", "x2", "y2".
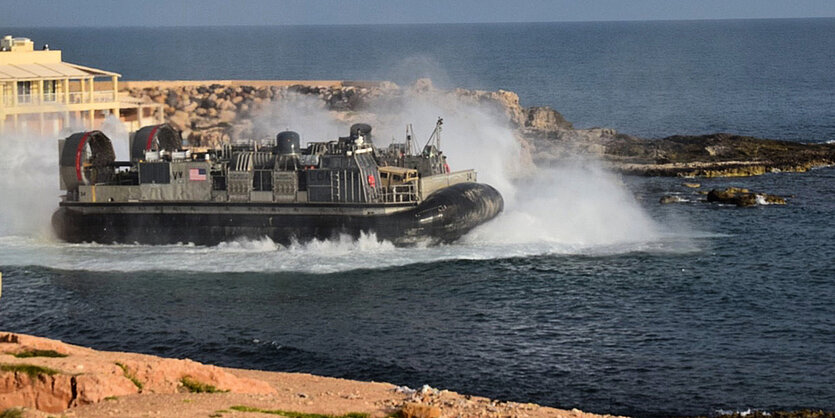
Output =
[{"x1": 0, "y1": 363, "x2": 59, "y2": 377}]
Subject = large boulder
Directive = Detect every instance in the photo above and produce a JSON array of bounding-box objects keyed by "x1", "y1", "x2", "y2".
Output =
[
  {"x1": 525, "y1": 106, "x2": 573, "y2": 131},
  {"x1": 218, "y1": 110, "x2": 237, "y2": 123},
  {"x1": 706, "y1": 187, "x2": 786, "y2": 206},
  {"x1": 168, "y1": 110, "x2": 190, "y2": 131}
]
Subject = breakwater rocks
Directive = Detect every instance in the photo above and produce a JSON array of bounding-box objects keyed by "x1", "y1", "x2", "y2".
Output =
[
  {"x1": 125, "y1": 79, "x2": 574, "y2": 151},
  {"x1": 125, "y1": 79, "x2": 835, "y2": 178},
  {"x1": 0, "y1": 332, "x2": 620, "y2": 417}
]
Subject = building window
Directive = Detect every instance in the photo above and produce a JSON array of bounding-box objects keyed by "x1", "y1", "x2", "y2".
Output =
[
  {"x1": 44, "y1": 80, "x2": 57, "y2": 102},
  {"x1": 17, "y1": 81, "x2": 31, "y2": 104}
]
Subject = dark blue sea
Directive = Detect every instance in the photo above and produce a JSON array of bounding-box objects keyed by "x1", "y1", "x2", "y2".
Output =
[
  {"x1": 1, "y1": 20, "x2": 834, "y2": 417},
  {"x1": 14, "y1": 18, "x2": 835, "y2": 142}
]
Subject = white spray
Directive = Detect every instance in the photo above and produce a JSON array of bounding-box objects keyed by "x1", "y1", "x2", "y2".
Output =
[
  {"x1": 0, "y1": 112, "x2": 126, "y2": 239},
  {"x1": 244, "y1": 83, "x2": 671, "y2": 254},
  {"x1": 249, "y1": 92, "x2": 347, "y2": 145},
  {"x1": 0, "y1": 131, "x2": 60, "y2": 238},
  {"x1": 362, "y1": 87, "x2": 665, "y2": 252},
  {"x1": 100, "y1": 113, "x2": 131, "y2": 160}
]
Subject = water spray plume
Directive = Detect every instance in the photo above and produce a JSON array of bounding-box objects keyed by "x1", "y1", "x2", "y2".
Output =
[
  {"x1": 362, "y1": 85, "x2": 665, "y2": 249},
  {"x1": 0, "y1": 131, "x2": 60, "y2": 238},
  {"x1": 0, "y1": 112, "x2": 113, "y2": 239},
  {"x1": 249, "y1": 92, "x2": 346, "y2": 144},
  {"x1": 466, "y1": 161, "x2": 662, "y2": 248},
  {"x1": 100, "y1": 113, "x2": 131, "y2": 160}
]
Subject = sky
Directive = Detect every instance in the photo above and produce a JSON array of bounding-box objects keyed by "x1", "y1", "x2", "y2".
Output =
[{"x1": 1, "y1": 0, "x2": 834, "y2": 27}]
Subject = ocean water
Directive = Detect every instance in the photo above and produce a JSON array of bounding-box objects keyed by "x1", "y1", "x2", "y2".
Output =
[
  {"x1": 1, "y1": 20, "x2": 835, "y2": 417},
  {"x1": 17, "y1": 18, "x2": 835, "y2": 142}
]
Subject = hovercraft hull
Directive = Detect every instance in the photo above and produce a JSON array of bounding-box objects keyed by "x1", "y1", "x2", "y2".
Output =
[{"x1": 52, "y1": 182, "x2": 503, "y2": 246}]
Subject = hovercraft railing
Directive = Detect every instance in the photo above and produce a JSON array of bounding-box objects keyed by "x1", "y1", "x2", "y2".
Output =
[{"x1": 380, "y1": 183, "x2": 418, "y2": 203}]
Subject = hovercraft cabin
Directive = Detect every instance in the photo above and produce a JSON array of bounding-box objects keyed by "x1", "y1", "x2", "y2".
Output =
[{"x1": 0, "y1": 35, "x2": 162, "y2": 135}]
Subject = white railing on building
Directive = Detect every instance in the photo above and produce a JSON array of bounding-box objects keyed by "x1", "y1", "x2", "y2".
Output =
[
  {"x1": 68, "y1": 92, "x2": 85, "y2": 104},
  {"x1": 93, "y1": 91, "x2": 115, "y2": 103},
  {"x1": 2, "y1": 91, "x2": 117, "y2": 107},
  {"x1": 15, "y1": 93, "x2": 34, "y2": 104}
]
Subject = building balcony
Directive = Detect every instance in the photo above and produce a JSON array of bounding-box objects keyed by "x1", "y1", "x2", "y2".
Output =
[{"x1": 1, "y1": 91, "x2": 117, "y2": 108}]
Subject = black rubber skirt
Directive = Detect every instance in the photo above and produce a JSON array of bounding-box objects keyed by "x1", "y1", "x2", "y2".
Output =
[{"x1": 52, "y1": 182, "x2": 503, "y2": 246}]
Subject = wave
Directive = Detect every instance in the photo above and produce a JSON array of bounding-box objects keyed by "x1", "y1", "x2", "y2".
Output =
[
  {"x1": 0, "y1": 229, "x2": 702, "y2": 274},
  {"x1": 714, "y1": 408, "x2": 769, "y2": 417}
]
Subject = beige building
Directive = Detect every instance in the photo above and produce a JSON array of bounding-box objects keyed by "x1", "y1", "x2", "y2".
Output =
[{"x1": 0, "y1": 35, "x2": 162, "y2": 135}]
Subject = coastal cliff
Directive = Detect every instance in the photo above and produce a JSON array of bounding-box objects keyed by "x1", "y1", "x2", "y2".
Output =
[{"x1": 123, "y1": 79, "x2": 835, "y2": 178}]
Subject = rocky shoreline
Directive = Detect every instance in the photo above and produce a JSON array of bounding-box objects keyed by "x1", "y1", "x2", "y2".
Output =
[
  {"x1": 603, "y1": 133, "x2": 835, "y2": 177},
  {"x1": 0, "y1": 332, "x2": 620, "y2": 417},
  {"x1": 122, "y1": 79, "x2": 835, "y2": 178}
]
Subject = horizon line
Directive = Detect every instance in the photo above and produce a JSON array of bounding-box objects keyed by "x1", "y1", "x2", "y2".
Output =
[{"x1": 4, "y1": 15, "x2": 834, "y2": 30}]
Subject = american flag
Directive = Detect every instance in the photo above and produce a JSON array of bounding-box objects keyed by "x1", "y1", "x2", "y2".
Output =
[{"x1": 189, "y1": 168, "x2": 207, "y2": 181}]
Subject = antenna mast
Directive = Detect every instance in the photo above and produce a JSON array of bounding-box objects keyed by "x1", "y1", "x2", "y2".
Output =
[
  {"x1": 405, "y1": 124, "x2": 415, "y2": 156},
  {"x1": 424, "y1": 117, "x2": 443, "y2": 150}
]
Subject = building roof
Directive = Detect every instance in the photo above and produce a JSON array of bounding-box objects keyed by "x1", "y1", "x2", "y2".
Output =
[
  {"x1": 0, "y1": 61, "x2": 119, "y2": 81},
  {"x1": 378, "y1": 166, "x2": 419, "y2": 175}
]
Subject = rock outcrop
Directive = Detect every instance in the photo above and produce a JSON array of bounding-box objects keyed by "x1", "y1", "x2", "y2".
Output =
[
  {"x1": 525, "y1": 105, "x2": 573, "y2": 131},
  {"x1": 0, "y1": 332, "x2": 275, "y2": 413},
  {"x1": 604, "y1": 133, "x2": 835, "y2": 177},
  {"x1": 658, "y1": 185, "x2": 787, "y2": 206},
  {"x1": 706, "y1": 187, "x2": 787, "y2": 207}
]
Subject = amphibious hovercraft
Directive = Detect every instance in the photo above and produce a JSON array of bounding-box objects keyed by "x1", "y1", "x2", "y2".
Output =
[{"x1": 51, "y1": 119, "x2": 503, "y2": 246}]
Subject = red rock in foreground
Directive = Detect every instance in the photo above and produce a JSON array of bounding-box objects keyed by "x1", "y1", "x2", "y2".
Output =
[
  {"x1": 0, "y1": 332, "x2": 623, "y2": 417},
  {"x1": 0, "y1": 332, "x2": 274, "y2": 413}
]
